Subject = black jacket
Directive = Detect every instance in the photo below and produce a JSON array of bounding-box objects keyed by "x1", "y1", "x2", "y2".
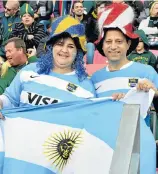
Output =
[
  {"x1": 10, "y1": 21, "x2": 47, "y2": 49},
  {"x1": 85, "y1": 8, "x2": 99, "y2": 43}
]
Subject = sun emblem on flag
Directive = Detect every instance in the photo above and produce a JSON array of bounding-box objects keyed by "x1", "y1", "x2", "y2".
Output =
[{"x1": 43, "y1": 130, "x2": 82, "y2": 172}]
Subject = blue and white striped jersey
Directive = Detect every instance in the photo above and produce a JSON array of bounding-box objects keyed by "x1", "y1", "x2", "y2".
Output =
[
  {"x1": 3, "y1": 63, "x2": 96, "y2": 107},
  {"x1": 91, "y1": 62, "x2": 158, "y2": 98}
]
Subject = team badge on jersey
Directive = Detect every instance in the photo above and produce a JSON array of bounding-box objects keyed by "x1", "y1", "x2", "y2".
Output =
[
  {"x1": 128, "y1": 78, "x2": 138, "y2": 87},
  {"x1": 67, "y1": 83, "x2": 78, "y2": 92}
]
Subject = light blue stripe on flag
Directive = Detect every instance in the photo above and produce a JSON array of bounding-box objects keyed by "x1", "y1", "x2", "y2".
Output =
[
  {"x1": 140, "y1": 118, "x2": 156, "y2": 174},
  {"x1": 0, "y1": 152, "x2": 4, "y2": 173},
  {"x1": 0, "y1": 120, "x2": 4, "y2": 174},
  {"x1": 3, "y1": 158, "x2": 55, "y2": 174}
]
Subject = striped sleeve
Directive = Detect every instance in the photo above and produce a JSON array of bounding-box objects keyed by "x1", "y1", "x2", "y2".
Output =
[
  {"x1": 31, "y1": 23, "x2": 47, "y2": 48},
  {"x1": 9, "y1": 23, "x2": 25, "y2": 39}
]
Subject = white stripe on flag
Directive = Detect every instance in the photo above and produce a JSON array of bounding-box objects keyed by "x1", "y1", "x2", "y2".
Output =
[{"x1": 4, "y1": 117, "x2": 113, "y2": 174}]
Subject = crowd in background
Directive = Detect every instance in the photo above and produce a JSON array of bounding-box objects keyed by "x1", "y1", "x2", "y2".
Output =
[{"x1": 0, "y1": 0, "x2": 157, "y2": 64}]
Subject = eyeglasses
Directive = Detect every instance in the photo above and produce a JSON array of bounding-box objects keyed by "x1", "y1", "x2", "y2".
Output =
[{"x1": 5, "y1": 7, "x2": 12, "y2": 11}]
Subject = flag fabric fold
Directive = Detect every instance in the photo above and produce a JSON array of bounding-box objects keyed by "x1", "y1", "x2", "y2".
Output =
[{"x1": 121, "y1": 88, "x2": 155, "y2": 118}]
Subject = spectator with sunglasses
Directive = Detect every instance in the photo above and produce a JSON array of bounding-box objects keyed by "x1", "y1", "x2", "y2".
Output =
[
  {"x1": 0, "y1": 0, "x2": 21, "y2": 60},
  {"x1": 128, "y1": 29, "x2": 157, "y2": 68}
]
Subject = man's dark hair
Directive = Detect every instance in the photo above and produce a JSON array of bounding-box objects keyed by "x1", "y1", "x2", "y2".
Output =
[
  {"x1": 103, "y1": 28, "x2": 131, "y2": 43},
  {"x1": 5, "y1": 37, "x2": 26, "y2": 54}
]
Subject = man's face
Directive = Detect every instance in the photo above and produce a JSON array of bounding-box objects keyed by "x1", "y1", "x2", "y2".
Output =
[
  {"x1": 102, "y1": 30, "x2": 131, "y2": 63},
  {"x1": 5, "y1": 2, "x2": 18, "y2": 17},
  {"x1": 5, "y1": 42, "x2": 22, "y2": 66},
  {"x1": 73, "y1": 2, "x2": 84, "y2": 16},
  {"x1": 150, "y1": 3, "x2": 158, "y2": 17},
  {"x1": 22, "y1": 14, "x2": 34, "y2": 27}
]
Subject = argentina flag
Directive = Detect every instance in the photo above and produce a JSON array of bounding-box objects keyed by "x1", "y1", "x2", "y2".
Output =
[
  {"x1": 0, "y1": 98, "x2": 156, "y2": 174},
  {"x1": 0, "y1": 120, "x2": 4, "y2": 174}
]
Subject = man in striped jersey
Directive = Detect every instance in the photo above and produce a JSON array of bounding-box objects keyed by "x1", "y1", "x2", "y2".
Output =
[
  {"x1": 92, "y1": 3, "x2": 158, "y2": 99},
  {"x1": 92, "y1": 7, "x2": 158, "y2": 173}
]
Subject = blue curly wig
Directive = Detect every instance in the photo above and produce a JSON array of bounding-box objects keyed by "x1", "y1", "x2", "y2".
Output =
[{"x1": 37, "y1": 40, "x2": 87, "y2": 82}]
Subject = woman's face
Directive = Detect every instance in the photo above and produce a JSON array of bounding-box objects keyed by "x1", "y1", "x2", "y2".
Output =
[{"x1": 52, "y1": 37, "x2": 77, "y2": 71}]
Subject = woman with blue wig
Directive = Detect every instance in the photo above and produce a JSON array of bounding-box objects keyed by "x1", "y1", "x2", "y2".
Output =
[{"x1": 0, "y1": 16, "x2": 96, "y2": 108}]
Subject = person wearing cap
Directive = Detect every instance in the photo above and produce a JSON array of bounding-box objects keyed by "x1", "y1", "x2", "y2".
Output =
[
  {"x1": 92, "y1": 3, "x2": 158, "y2": 99},
  {"x1": 0, "y1": 15, "x2": 95, "y2": 109},
  {"x1": 128, "y1": 29, "x2": 157, "y2": 68},
  {"x1": 9, "y1": 3, "x2": 47, "y2": 50},
  {"x1": 139, "y1": 0, "x2": 158, "y2": 49}
]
